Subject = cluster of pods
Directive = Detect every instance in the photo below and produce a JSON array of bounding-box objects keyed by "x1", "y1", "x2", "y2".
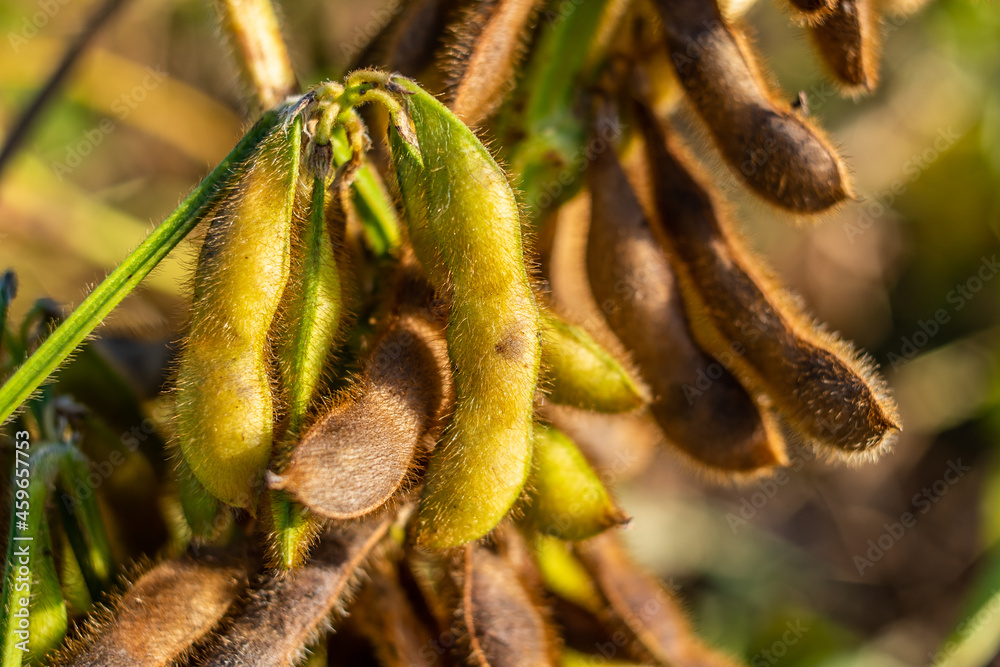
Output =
[{"x1": 0, "y1": 0, "x2": 925, "y2": 663}]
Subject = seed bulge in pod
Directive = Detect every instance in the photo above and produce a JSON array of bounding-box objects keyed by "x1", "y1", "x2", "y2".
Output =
[{"x1": 388, "y1": 78, "x2": 541, "y2": 549}]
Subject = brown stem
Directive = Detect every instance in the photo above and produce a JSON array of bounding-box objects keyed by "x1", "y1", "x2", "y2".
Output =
[{"x1": 215, "y1": 0, "x2": 299, "y2": 110}]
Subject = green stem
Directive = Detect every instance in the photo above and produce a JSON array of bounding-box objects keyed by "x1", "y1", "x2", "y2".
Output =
[{"x1": 0, "y1": 110, "x2": 284, "y2": 426}]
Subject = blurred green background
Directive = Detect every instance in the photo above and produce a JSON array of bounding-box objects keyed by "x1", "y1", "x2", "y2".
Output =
[{"x1": 1, "y1": 0, "x2": 999, "y2": 665}]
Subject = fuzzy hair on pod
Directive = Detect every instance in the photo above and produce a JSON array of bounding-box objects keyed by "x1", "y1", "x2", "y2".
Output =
[
  {"x1": 201, "y1": 518, "x2": 393, "y2": 667},
  {"x1": 636, "y1": 106, "x2": 899, "y2": 458},
  {"x1": 539, "y1": 308, "x2": 649, "y2": 413},
  {"x1": 173, "y1": 115, "x2": 302, "y2": 510},
  {"x1": 522, "y1": 424, "x2": 629, "y2": 541},
  {"x1": 652, "y1": 0, "x2": 851, "y2": 213},
  {"x1": 442, "y1": 0, "x2": 544, "y2": 126},
  {"x1": 808, "y1": 0, "x2": 882, "y2": 93},
  {"x1": 388, "y1": 78, "x2": 541, "y2": 549},
  {"x1": 452, "y1": 544, "x2": 558, "y2": 667},
  {"x1": 576, "y1": 532, "x2": 742, "y2": 667},
  {"x1": 267, "y1": 313, "x2": 450, "y2": 520},
  {"x1": 586, "y1": 135, "x2": 787, "y2": 473},
  {"x1": 54, "y1": 554, "x2": 249, "y2": 667}
]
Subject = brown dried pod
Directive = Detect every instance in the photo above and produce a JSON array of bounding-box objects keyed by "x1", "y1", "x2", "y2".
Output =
[
  {"x1": 442, "y1": 0, "x2": 544, "y2": 125},
  {"x1": 786, "y1": 0, "x2": 837, "y2": 22},
  {"x1": 575, "y1": 532, "x2": 742, "y2": 667},
  {"x1": 808, "y1": 0, "x2": 882, "y2": 92},
  {"x1": 637, "y1": 107, "x2": 900, "y2": 456},
  {"x1": 267, "y1": 314, "x2": 449, "y2": 520},
  {"x1": 651, "y1": 0, "x2": 851, "y2": 212},
  {"x1": 353, "y1": 558, "x2": 447, "y2": 667},
  {"x1": 586, "y1": 140, "x2": 786, "y2": 473},
  {"x1": 202, "y1": 519, "x2": 393, "y2": 667},
  {"x1": 351, "y1": 0, "x2": 459, "y2": 76},
  {"x1": 55, "y1": 554, "x2": 249, "y2": 667},
  {"x1": 454, "y1": 544, "x2": 557, "y2": 667}
]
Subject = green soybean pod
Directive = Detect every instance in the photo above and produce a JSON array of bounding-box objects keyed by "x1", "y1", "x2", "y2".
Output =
[
  {"x1": 174, "y1": 114, "x2": 302, "y2": 510},
  {"x1": 540, "y1": 309, "x2": 648, "y2": 413},
  {"x1": 388, "y1": 78, "x2": 541, "y2": 549},
  {"x1": 266, "y1": 173, "x2": 343, "y2": 569},
  {"x1": 524, "y1": 425, "x2": 628, "y2": 541}
]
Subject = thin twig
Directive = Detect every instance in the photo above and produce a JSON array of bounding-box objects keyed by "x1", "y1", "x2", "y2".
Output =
[{"x1": 0, "y1": 0, "x2": 130, "y2": 181}]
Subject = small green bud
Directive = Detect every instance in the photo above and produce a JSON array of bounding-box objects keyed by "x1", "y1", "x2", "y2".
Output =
[
  {"x1": 524, "y1": 425, "x2": 627, "y2": 541},
  {"x1": 540, "y1": 309, "x2": 648, "y2": 413}
]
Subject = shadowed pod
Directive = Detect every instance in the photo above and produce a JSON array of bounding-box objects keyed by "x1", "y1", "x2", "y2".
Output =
[
  {"x1": 267, "y1": 313, "x2": 450, "y2": 521},
  {"x1": 173, "y1": 113, "x2": 302, "y2": 511},
  {"x1": 575, "y1": 532, "x2": 743, "y2": 667},
  {"x1": 52, "y1": 552, "x2": 250, "y2": 667},
  {"x1": 635, "y1": 105, "x2": 900, "y2": 456},
  {"x1": 651, "y1": 0, "x2": 851, "y2": 213},
  {"x1": 585, "y1": 133, "x2": 787, "y2": 473},
  {"x1": 388, "y1": 78, "x2": 540, "y2": 550},
  {"x1": 808, "y1": 0, "x2": 882, "y2": 92},
  {"x1": 786, "y1": 0, "x2": 837, "y2": 22},
  {"x1": 352, "y1": 556, "x2": 448, "y2": 667},
  {"x1": 441, "y1": 0, "x2": 545, "y2": 126},
  {"x1": 451, "y1": 544, "x2": 558, "y2": 667},
  {"x1": 351, "y1": 0, "x2": 460, "y2": 77},
  {"x1": 200, "y1": 518, "x2": 394, "y2": 667}
]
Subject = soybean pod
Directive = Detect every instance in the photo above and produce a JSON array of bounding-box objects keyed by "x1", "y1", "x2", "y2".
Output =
[
  {"x1": 637, "y1": 107, "x2": 899, "y2": 456},
  {"x1": 652, "y1": 0, "x2": 850, "y2": 213},
  {"x1": 586, "y1": 138, "x2": 786, "y2": 472},
  {"x1": 174, "y1": 112, "x2": 302, "y2": 510},
  {"x1": 388, "y1": 78, "x2": 541, "y2": 549}
]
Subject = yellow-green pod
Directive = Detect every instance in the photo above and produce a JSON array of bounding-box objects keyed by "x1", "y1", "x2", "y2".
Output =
[
  {"x1": 278, "y1": 175, "x2": 343, "y2": 436},
  {"x1": 540, "y1": 309, "x2": 647, "y2": 413},
  {"x1": 267, "y1": 171, "x2": 343, "y2": 569},
  {"x1": 176, "y1": 454, "x2": 226, "y2": 542},
  {"x1": 174, "y1": 114, "x2": 302, "y2": 510},
  {"x1": 524, "y1": 425, "x2": 627, "y2": 541},
  {"x1": 388, "y1": 79, "x2": 541, "y2": 549},
  {"x1": 533, "y1": 535, "x2": 602, "y2": 614},
  {"x1": 26, "y1": 519, "x2": 68, "y2": 663}
]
